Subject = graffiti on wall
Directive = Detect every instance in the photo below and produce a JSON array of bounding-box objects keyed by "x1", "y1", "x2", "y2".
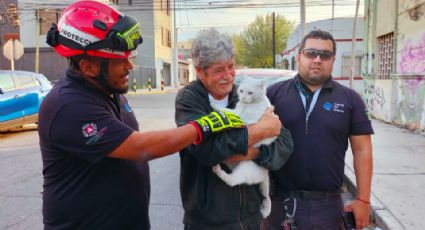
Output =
[
  {"x1": 399, "y1": 32, "x2": 425, "y2": 75},
  {"x1": 393, "y1": 77, "x2": 425, "y2": 130},
  {"x1": 364, "y1": 80, "x2": 386, "y2": 112}
]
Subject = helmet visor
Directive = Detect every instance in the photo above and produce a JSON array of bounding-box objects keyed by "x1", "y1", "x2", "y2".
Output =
[{"x1": 109, "y1": 15, "x2": 143, "y2": 51}]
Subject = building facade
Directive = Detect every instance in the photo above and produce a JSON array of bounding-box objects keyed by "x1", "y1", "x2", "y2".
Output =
[
  {"x1": 282, "y1": 17, "x2": 364, "y2": 93},
  {"x1": 364, "y1": 0, "x2": 425, "y2": 132},
  {"x1": 0, "y1": 0, "x2": 21, "y2": 70}
]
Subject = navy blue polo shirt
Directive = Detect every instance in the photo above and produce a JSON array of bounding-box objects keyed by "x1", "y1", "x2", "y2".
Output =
[
  {"x1": 38, "y1": 69, "x2": 150, "y2": 230},
  {"x1": 267, "y1": 75, "x2": 374, "y2": 191}
]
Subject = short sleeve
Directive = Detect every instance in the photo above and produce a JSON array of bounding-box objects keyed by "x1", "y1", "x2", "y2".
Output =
[
  {"x1": 49, "y1": 100, "x2": 134, "y2": 163},
  {"x1": 350, "y1": 91, "x2": 374, "y2": 135}
]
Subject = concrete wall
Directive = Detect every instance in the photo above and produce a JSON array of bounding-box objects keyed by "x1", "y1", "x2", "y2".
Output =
[{"x1": 364, "y1": 0, "x2": 425, "y2": 132}]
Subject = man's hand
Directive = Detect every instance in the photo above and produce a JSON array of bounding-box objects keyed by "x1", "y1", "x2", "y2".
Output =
[
  {"x1": 344, "y1": 199, "x2": 371, "y2": 229},
  {"x1": 190, "y1": 110, "x2": 244, "y2": 144},
  {"x1": 257, "y1": 106, "x2": 281, "y2": 137}
]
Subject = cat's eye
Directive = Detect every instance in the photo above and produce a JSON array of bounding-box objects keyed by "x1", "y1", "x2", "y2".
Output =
[
  {"x1": 240, "y1": 89, "x2": 243, "y2": 93},
  {"x1": 248, "y1": 92, "x2": 253, "y2": 95}
]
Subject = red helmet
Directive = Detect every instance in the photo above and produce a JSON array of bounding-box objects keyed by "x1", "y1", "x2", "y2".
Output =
[{"x1": 46, "y1": 0, "x2": 143, "y2": 59}]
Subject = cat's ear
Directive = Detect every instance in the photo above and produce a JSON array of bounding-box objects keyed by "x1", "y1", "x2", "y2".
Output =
[{"x1": 256, "y1": 78, "x2": 266, "y2": 88}]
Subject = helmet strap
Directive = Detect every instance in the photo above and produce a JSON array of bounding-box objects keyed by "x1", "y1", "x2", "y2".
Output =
[
  {"x1": 96, "y1": 59, "x2": 114, "y2": 94},
  {"x1": 96, "y1": 59, "x2": 128, "y2": 94}
]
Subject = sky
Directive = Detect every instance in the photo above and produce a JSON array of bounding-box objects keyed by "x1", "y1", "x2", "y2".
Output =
[{"x1": 175, "y1": 0, "x2": 364, "y2": 42}]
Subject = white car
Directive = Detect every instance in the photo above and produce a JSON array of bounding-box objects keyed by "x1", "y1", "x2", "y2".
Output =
[{"x1": 235, "y1": 68, "x2": 297, "y2": 87}]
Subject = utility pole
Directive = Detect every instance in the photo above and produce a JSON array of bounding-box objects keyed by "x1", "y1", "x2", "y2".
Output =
[
  {"x1": 349, "y1": 0, "x2": 360, "y2": 88},
  {"x1": 173, "y1": 0, "x2": 179, "y2": 87},
  {"x1": 272, "y1": 12, "x2": 275, "y2": 68},
  {"x1": 300, "y1": 0, "x2": 306, "y2": 41},
  {"x1": 35, "y1": 9, "x2": 40, "y2": 73},
  {"x1": 331, "y1": 0, "x2": 335, "y2": 35}
]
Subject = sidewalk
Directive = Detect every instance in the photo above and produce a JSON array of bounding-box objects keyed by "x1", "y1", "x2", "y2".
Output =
[
  {"x1": 344, "y1": 119, "x2": 425, "y2": 230},
  {"x1": 126, "y1": 85, "x2": 181, "y2": 95}
]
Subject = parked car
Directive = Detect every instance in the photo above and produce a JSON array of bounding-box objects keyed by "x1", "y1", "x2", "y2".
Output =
[
  {"x1": 235, "y1": 68, "x2": 297, "y2": 87},
  {"x1": 0, "y1": 70, "x2": 52, "y2": 132}
]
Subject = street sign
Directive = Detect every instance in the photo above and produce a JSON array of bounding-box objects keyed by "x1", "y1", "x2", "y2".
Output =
[{"x1": 3, "y1": 39, "x2": 24, "y2": 61}]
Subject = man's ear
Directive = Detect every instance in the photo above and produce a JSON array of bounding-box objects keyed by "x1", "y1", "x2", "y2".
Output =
[
  {"x1": 79, "y1": 59, "x2": 99, "y2": 78},
  {"x1": 195, "y1": 66, "x2": 204, "y2": 80}
]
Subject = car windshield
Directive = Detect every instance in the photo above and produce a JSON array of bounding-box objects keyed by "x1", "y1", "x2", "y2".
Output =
[{"x1": 234, "y1": 69, "x2": 296, "y2": 87}]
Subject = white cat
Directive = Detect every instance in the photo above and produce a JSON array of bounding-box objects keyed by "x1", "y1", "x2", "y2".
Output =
[{"x1": 211, "y1": 77, "x2": 277, "y2": 218}]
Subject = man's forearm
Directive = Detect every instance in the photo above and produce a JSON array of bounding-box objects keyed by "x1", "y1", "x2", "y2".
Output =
[
  {"x1": 351, "y1": 135, "x2": 373, "y2": 201},
  {"x1": 354, "y1": 150, "x2": 373, "y2": 201}
]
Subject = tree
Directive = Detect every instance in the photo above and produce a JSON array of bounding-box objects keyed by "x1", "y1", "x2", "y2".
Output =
[{"x1": 234, "y1": 14, "x2": 293, "y2": 68}]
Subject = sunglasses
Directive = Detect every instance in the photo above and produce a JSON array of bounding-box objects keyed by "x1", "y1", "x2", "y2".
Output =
[{"x1": 300, "y1": 49, "x2": 334, "y2": 60}]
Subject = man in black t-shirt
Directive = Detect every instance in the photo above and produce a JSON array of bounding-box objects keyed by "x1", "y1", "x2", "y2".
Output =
[
  {"x1": 38, "y1": 1, "x2": 282, "y2": 229},
  {"x1": 262, "y1": 30, "x2": 374, "y2": 230}
]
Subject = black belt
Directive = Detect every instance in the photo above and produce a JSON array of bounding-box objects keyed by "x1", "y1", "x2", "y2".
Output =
[{"x1": 282, "y1": 190, "x2": 341, "y2": 200}]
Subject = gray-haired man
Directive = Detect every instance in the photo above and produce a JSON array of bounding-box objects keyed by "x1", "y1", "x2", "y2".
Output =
[{"x1": 174, "y1": 29, "x2": 294, "y2": 229}]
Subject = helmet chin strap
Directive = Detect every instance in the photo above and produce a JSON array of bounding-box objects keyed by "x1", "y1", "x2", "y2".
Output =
[{"x1": 96, "y1": 59, "x2": 126, "y2": 94}]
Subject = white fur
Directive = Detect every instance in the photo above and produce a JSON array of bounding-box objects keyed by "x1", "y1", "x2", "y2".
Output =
[{"x1": 211, "y1": 77, "x2": 277, "y2": 218}]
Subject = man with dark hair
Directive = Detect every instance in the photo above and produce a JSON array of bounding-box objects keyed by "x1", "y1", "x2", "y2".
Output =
[{"x1": 262, "y1": 30, "x2": 374, "y2": 230}]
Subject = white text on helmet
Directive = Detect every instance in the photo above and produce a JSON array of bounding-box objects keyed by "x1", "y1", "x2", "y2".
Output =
[
  {"x1": 60, "y1": 29, "x2": 91, "y2": 45},
  {"x1": 60, "y1": 23, "x2": 99, "y2": 47}
]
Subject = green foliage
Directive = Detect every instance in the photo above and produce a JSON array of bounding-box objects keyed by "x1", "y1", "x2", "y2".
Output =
[{"x1": 234, "y1": 14, "x2": 293, "y2": 68}]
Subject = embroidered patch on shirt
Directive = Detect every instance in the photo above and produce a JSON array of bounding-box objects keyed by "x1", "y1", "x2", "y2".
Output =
[
  {"x1": 323, "y1": 102, "x2": 345, "y2": 113},
  {"x1": 86, "y1": 127, "x2": 108, "y2": 145},
  {"x1": 323, "y1": 102, "x2": 333, "y2": 111},
  {"x1": 333, "y1": 103, "x2": 345, "y2": 113},
  {"x1": 124, "y1": 103, "x2": 133, "y2": 113},
  {"x1": 82, "y1": 123, "x2": 97, "y2": 137}
]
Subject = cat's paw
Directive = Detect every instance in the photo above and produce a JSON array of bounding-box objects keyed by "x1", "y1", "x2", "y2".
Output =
[
  {"x1": 212, "y1": 164, "x2": 222, "y2": 174},
  {"x1": 261, "y1": 198, "x2": 272, "y2": 218}
]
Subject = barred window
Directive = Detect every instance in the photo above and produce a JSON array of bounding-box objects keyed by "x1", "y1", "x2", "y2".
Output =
[{"x1": 377, "y1": 33, "x2": 394, "y2": 79}]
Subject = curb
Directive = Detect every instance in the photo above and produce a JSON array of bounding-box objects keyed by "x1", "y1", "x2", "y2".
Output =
[
  {"x1": 344, "y1": 165, "x2": 405, "y2": 229},
  {"x1": 126, "y1": 87, "x2": 180, "y2": 95}
]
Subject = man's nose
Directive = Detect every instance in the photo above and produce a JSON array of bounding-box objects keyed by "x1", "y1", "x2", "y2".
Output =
[{"x1": 313, "y1": 55, "x2": 322, "y2": 62}]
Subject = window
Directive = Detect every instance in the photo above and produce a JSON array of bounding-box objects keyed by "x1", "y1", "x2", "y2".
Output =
[
  {"x1": 377, "y1": 33, "x2": 394, "y2": 79},
  {"x1": 0, "y1": 73, "x2": 15, "y2": 91},
  {"x1": 38, "y1": 9, "x2": 61, "y2": 35},
  {"x1": 13, "y1": 74, "x2": 37, "y2": 89},
  {"x1": 161, "y1": 27, "x2": 171, "y2": 48},
  {"x1": 161, "y1": 0, "x2": 170, "y2": 15},
  {"x1": 167, "y1": 29, "x2": 171, "y2": 47},
  {"x1": 342, "y1": 56, "x2": 362, "y2": 77}
]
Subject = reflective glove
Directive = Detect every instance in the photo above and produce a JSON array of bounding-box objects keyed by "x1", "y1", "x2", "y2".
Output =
[{"x1": 189, "y1": 110, "x2": 245, "y2": 144}]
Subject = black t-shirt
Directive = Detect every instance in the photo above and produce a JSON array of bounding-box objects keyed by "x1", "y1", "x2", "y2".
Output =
[
  {"x1": 38, "y1": 69, "x2": 150, "y2": 230},
  {"x1": 267, "y1": 76, "x2": 374, "y2": 191}
]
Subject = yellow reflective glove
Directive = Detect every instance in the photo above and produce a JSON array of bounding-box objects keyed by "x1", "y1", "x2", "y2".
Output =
[{"x1": 190, "y1": 110, "x2": 244, "y2": 144}]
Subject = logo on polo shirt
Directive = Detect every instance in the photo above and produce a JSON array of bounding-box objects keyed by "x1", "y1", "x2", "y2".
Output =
[
  {"x1": 82, "y1": 123, "x2": 98, "y2": 137},
  {"x1": 323, "y1": 102, "x2": 333, "y2": 111},
  {"x1": 323, "y1": 102, "x2": 345, "y2": 113},
  {"x1": 124, "y1": 103, "x2": 133, "y2": 113}
]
